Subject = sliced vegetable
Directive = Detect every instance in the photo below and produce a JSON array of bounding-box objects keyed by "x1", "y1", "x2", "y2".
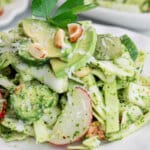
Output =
[
  {"x1": 50, "y1": 22, "x2": 97, "y2": 78},
  {"x1": 91, "y1": 60, "x2": 134, "y2": 78},
  {"x1": 121, "y1": 34, "x2": 138, "y2": 61},
  {"x1": 0, "y1": 124, "x2": 28, "y2": 142},
  {"x1": 0, "y1": 91, "x2": 6, "y2": 119},
  {"x1": 107, "y1": 111, "x2": 150, "y2": 141},
  {"x1": 0, "y1": 74, "x2": 15, "y2": 90},
  {"x1": 34, "y1": 119, "x2": 50, "y2": 143},
  {"x1": 0, "y1": 52, "x2": 16, "y2": 70},
  {"x1": 13, "y1": 61, "x2": 68, "y2": 93},
  {"x1": 1, "y1": 117, "x2": 34, "y2": 136},
  {"x1": 82, "y1": 75, "x2": 106, "y2": 127},
  {"x1": 94, "y1": 34, "x2": 124, "y2": 60},
  {"x1": 67, "y1": 136, "x2": 101, "y2": 150},
  {"x1": 120, "y1": 103, "x2": 143, "y2": 129},
  {"x1": 103, "y1": 80, "x2": 120, "y2": 134},
  {"x1": 42, "y1": 106, "x2": 61, "y2": 128},
  {"x1": 125, "y1": 82, "x2": 150, "y2": 109},
  {"x1": 49, "y1": 86, "x2": 92, "y2": 145},
  {"x1": 18, "y1": 41, "x2": 49, "y2": 65},
  {"x1": 22, "y1": 19, "x2": 63, "y2": 58}
]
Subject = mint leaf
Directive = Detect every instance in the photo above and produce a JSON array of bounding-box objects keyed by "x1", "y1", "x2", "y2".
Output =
[
  {"x1": 52, "y1": 12, "x2": 77, "y2": 28},
  {"x1": 32, "y1": 0, "x2": 58, "y2": 18},
  {"x1": 54, "y1": 0, "x2": 84, "y2": 17}
]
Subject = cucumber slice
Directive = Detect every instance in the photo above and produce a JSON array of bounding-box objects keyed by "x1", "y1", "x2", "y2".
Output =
[{"x1": 121, "y1": 35, "x2": 138, "y2": 61}]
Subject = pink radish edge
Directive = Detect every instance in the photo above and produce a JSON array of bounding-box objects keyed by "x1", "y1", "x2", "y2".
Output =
[{"x1": 49, "y1": 86, "x2": 93, "y2": 146}]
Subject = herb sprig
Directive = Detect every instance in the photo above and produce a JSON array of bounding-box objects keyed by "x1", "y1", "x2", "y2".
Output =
[{"x1": 31, "y1": 0, "x2": 96, "y2": 28}]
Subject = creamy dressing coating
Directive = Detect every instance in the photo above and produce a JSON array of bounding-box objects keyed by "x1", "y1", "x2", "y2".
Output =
[{"x1": 16, "y1": 120, "x2": 25, "y2": 132}]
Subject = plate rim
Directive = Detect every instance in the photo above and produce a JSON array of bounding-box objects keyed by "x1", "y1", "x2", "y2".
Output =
[
  {"x1": 81, "y1": 7, "x2": 150, "y2": 30},
  {"x1": 0, "y1": 0, "x2": 30, "y2": 27}
]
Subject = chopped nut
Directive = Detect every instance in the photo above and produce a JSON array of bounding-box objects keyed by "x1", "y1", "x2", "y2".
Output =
[
  {"x1": 29, "y1": 43, "x2": 48, "y2": 59},
  {"x1": 68, "y1": 23, "x2": 83, "y2": 43},
  {"x1": 15, "y1": 84, "x2": 25, "y2": 95},
  {"x1": 86, "y1": 121, "x2": 106, "y2": 140},
  {"x1": 54, "y1": 29, "x2": 65, "y2": 48}
]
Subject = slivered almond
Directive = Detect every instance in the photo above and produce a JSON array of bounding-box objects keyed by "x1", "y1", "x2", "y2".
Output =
[
  {"x1": 29, "y1": 43, "x2": 48, "y2": 59},
  {"x1": 54, "y1": 29, "x2": 65, "y2": 48},
  {"x1": 68, "y1": 23, "x2": 83, "y2": 43}
]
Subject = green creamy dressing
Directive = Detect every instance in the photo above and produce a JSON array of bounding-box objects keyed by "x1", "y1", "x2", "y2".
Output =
[{"x1": 0, "y1": 17, "x2": 150, "y2": 147}]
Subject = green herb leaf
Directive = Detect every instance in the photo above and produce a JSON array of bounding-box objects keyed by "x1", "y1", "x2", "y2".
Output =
[
  {"x1": 54, "y1": 0, "x2": 84, "y2": 17},
  {"x1": 52, "y1": 11, "x2": 77, "y2": 28},
  {"x1": 32, "y1": 0, "x2": 58, "y2": 18},
  {"x1": 31, "y1": 0, "x2": 95, "y2": 28},
  {"x1": 72, "y1": 4, "x2": 96, "y2": 14}
]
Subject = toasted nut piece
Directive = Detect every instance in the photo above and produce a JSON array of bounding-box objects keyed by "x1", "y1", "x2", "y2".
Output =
[
  {"x1": 68, "y1": 23, "x2": 83, "y2": 43},
  {"x1": 86, "y1": 121, "x2": 106, "y2": 140},
  {"x1": 74, "y1": 67, "x2": 92, "y2": 78},
  {"x1": 29, "y1": 43, "x2": 48, "y2": 59},
  {"x1": 15, "y1": 84, "x2": 25, "y2": 95},
  {"x1": 54, "y1": 29, "x2": 65, "y2": 48},
  {"x1": 0, "y1": 9, "x2": 4, "y2": 16}
]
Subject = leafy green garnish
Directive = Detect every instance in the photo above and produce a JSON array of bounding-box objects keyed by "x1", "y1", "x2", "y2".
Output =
[
  {"x1": 32, "y1": 0, "x2": 58, "y2": 18},
  {"x1": 31, "y1": 0, "x2": 96, "y2": 27}
]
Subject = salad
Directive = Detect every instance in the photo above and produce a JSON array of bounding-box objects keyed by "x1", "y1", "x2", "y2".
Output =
[
  {"x1": 89, "y1": 0, "x2": 150, "y2": 13},
  {"x1": 0, "y1": 0, "x2": 150, "y2": 149},
  {"x1": 0, "y1": 0, "x2": 12, "y2": 16}
]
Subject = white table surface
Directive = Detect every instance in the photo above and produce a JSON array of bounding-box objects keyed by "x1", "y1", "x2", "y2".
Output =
[{"x1": 0, "y1": 3, "x2": 150, "y2": 38}]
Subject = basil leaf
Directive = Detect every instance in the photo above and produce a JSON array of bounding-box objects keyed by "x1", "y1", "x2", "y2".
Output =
[{"x1": 32, "y1": 0, "x2": 58, "y2": 18}]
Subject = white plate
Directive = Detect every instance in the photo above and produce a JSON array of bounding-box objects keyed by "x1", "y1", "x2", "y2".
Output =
[
  {"x1": 0, "y1": 0, "x2": 30, "y2": 27},
  {"x1": 1, "y1": 24, "x2": 150, "y2": 150},
  {"x1": 82, "y1": 7, "x2": 150, "y2": 30}
]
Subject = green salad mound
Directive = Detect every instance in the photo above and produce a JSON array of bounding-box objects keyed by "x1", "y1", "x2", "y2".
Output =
[
  {"x1": 0, "y1": 18, "x2": 150, "y2": 149},
  {"x1": 90, "y1": 0, "x2": 150, "y2": 13},
  {"x1": 0, "y1": 0, "x2": 150, "y2": 149}
]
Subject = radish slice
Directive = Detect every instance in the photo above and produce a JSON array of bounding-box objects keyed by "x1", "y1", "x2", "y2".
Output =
[{"x1": 49, "y1": 87, "x2": 92, "y2": 145}]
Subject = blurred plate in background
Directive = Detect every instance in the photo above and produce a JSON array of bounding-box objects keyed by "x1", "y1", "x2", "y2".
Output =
[
  {"x1": 58, "y1": 0, "x2": 150, "y2": 30},
  {"x1": 82, "y1": 7, "x2": 150, "y2": 30},
  {"x1": 1, "y1": 23, "x2": 150, "y2": 150},
  {"x1": 0, "y1": 0, "x2": 30, "y2": 27}
]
